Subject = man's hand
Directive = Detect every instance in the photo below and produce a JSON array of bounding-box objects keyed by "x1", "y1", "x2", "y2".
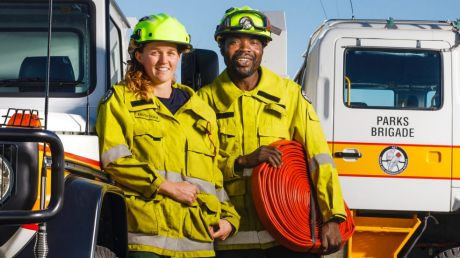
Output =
[
  {"x1": 320, "y1": 220, "x2": 342, "y2": 255},
  {"x1": 209, "y1": 219, "x2": 233, "y2": 240},
  {"x1": 158, "y1": 181, "x2": 199, "y2": 205},
  {"x1": 237, "y1": 145, "x2": 282, "y2": 168}
]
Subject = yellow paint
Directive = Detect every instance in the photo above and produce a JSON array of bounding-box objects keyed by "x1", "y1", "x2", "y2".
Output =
[
  {"x1": 31, "y1": 148, "x2": 79, "y2": 211},
  {"x1": 426, "y1": 151, "x2": 441, "y2": 163},
  {"x1": 348, "y1": 213, "x2": 421, "y2": 258},
  {"x1": 332, "y1": 142, "x2": 451, "y2": 179},
  {"x1": 32, "y1": 148, "x2": 50, "y2": 211},
  {"x1": 453, "y1": 148, "x2": 460, "y2": 180}
]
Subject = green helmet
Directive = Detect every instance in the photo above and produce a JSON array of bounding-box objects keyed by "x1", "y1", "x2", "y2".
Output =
[
  {"x1": 214, "y1": 6, "x2": 272, "y2": 43},
  {"x1": 131, "y1": 13, "x2": 192, "y2": 50}
]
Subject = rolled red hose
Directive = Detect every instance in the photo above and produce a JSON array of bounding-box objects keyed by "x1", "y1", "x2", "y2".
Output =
[{"x1": 252, "y1": 140, "x2": 354, "y2": 253}]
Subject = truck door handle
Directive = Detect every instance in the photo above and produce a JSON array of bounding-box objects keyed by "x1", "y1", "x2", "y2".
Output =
[{"x1": 334, "y1": 151, "x2": 362, "y2": 158}]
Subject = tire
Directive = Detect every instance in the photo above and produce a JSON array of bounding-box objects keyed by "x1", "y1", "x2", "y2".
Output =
[
  {"x1": 95, "y1": 245, "x2": 118, "y2": 258},
  {"x1": 436, "y1": 247, "x2": 460, "y2": 258}
]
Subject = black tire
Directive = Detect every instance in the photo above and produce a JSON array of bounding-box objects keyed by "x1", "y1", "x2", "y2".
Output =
[
  {"x1": 436, "y1": 247, "x2": 460, "y2": 258},
  {"x1": 95, "y1": 246, "x2": 118, "y2": 258}
]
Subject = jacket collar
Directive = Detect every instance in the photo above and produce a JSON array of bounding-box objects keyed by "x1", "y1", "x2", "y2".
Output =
[
  {"x1": 212, "y1": 66, "x2": 285, "y2": 112},
  {"x1": 175, "y1": 83, "x2": 214, "y2": 122}
]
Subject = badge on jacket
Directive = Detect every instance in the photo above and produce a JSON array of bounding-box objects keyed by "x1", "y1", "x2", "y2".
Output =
[{"x1": 102, "y1": 88, "x2": 114, "y2": 104}]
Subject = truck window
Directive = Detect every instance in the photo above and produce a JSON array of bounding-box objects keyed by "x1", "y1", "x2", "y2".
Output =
[
  {"x1": 109, "y1": 17, "x2": 123, "y2": 86},
  {"x1": 0, "y1": 3, "x2": 94, "y2": 97},
  {"x1": 343, "y1": 48, "x2": 442, "y2": 110}
]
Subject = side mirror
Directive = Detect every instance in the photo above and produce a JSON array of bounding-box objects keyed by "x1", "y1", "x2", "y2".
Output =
[{"x1": 181, "y1": 49, "x2": 219, "y2": 91}]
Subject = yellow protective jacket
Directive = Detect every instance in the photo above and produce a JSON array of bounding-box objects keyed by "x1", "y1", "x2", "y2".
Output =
[
  {"x1": 96, "y1": 83, "x2": 240, "y2": 257},
  {"x1": 197, "y1": 67, "x2": 346, "y2": 250}
]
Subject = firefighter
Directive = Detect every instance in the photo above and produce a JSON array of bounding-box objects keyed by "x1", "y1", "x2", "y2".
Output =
[
  {"x1": 96, "y1": 13, "x2": 239, "y2": 258},
  {"x1": 197, "y1": 6, "x2": 347, "y2": 257}
]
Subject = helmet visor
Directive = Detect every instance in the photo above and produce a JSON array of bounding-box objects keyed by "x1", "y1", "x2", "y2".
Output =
[{"x1": 219, "y1": 9, "x2": 270, "y2": 34}]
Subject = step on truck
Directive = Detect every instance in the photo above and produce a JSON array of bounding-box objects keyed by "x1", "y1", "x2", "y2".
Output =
[
  {"x1": 0, "y1": 0, "x2": 132, "y2": 257},
  {"x1": 295, "y1": 18, "x2": 460, "y2": 258}
]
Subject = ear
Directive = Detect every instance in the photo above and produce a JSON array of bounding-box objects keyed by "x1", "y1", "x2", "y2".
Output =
[{"x1": 135, "y1": 51, "x2": 143, "y2": 64}]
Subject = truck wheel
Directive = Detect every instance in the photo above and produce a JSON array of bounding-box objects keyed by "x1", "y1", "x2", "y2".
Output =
[
  {"x1": 436, "y1": 247, "x2": 460, "y2": 258},
  {"x1": 95, "y1": 245, "x2": 118, "y2": 258}
]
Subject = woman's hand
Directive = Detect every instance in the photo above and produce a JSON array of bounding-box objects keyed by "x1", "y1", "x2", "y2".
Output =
[
  {"x1": 209, "y1": 219, "x2": 233, "y2": 240},
  {"x1": 158, "y1": 180, "x2": 199, "y2": 205}
]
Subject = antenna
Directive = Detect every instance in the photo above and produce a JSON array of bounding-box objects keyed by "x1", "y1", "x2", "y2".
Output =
[
  {"x1": 35, "y1": 0, "x2": 52, "y2": 257},
  {"x1": 319, "y1": 0, "x2": 328, "y2": 20},
  {"x1": 349, "y1": 0, "x2": 355, "y2": 19}
]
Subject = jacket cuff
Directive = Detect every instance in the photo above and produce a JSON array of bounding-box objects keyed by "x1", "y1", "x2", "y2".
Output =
[
  {"x1": 150, "y1": 176, "x2": 165, "y2": 198},
  {"x1": 223, "y1": 155, "x2": 240, "y2": 179},
  {"x1": 322, "y1": 209, "x2": 347, "y2": 223}
]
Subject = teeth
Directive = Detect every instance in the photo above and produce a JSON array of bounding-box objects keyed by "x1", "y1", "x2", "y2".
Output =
[{"x1": 157, "y1": 67, "x2": 169, "y2": 71}]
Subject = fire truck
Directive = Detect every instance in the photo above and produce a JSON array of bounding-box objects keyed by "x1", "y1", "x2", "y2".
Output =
[
  {"x1": 0, "y1": 0, "x2": 131, "y2": 257},
  {"x1": 295, "y1": 19, "x2": 460, "y2": 258}
]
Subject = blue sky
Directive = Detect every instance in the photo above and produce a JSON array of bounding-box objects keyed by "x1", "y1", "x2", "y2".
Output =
[{"x1": 116, "y1": 0, "x2": 460, "y2": 78}]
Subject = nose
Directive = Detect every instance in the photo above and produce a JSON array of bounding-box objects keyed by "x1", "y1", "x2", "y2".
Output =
[
  {"x1": 239, "y1": 38, "x2": 251, "y2": 51},
  {"x1": 158, "y1": 52, "x2": 168, "y2": 63}
]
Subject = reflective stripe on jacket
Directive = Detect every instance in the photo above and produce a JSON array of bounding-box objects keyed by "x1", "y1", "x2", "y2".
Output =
[
  {"x1": 96, "y1": 83, "x2": 240, "y2": 257},
  {"x1": 197, "y1": 67, "x2": 346, "y2": 250}
]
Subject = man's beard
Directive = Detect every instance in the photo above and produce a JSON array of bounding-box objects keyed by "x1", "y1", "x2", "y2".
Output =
[{"x1": 226, "y1": 52, "x2": 260, "y2": 79}]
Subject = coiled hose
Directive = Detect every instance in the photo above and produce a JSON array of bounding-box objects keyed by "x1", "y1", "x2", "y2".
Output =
[{"x1": 252, "y1": 140, "x2": 354, "y2": 253}]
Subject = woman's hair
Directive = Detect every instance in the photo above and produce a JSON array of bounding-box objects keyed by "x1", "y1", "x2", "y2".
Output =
[
  {"x1": 122, "y1": 39, "x2": 186, "y2": 100},
  {"x1": 122, "y1": 39, "x2": 157, "y2": 100}
]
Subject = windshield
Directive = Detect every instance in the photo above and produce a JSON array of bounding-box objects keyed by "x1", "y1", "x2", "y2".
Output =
[
  {"x1": 0, "y1": 3, "x2": 93, "y2": 97},
  {"x1": 344, "y1": 48, "x2": 442, "y2": 110}
]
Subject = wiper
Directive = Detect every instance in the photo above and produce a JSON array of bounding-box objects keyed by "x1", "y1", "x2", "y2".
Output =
[
  {"x1": 0, "y1": 79, "x2": 40, "y2": 87},
  {"x1": 0, "y1": 79, "x2": 81, "y2": 86}
]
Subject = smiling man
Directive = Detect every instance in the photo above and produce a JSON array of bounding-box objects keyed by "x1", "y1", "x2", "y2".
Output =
[{"x1": 197, "y1": 6, "x2": 347, "y2": 258}]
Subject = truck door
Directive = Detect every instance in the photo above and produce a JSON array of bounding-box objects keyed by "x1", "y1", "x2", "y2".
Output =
[{"x1": 333, "y1": 38, "x2": 452, "y2": 212}]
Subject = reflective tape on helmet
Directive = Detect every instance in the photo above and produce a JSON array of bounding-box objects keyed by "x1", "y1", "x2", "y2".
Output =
[
  {"x1": 101, "y1": 144, "x2": 132, "y2": 168},
  {"x1": 128, "y1": 233, "x2": 213, "y2": 252}
]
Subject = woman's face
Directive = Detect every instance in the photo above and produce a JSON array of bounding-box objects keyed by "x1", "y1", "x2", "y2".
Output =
[{"x1": 135, "y1": 42, "x2": 180, "y2": 85}]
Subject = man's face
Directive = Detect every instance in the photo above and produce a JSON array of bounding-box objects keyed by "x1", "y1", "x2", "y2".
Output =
[{"x1": 222, "y1": 34, "x2": 264, "y2": 79}]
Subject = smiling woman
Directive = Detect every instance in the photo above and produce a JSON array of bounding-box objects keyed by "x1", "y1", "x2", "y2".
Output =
[{"x1": 96, "y1": 12, "x2": 240, "y2": 258}]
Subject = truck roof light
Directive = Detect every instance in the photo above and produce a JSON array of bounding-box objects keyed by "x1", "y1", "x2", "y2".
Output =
[{"x1": 7, "y1": 113, "x2": 41, "y2": 128}]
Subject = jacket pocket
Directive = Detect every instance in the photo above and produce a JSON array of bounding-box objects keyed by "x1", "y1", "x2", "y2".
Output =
[
  {"x1": 132, "y1": 125, "x2": 164, "y2": 167},
  {"x1": 125, "y1": 195, "x2": 158, "y2": 235},
  {"x1": 258, "y1": 125, "x2": 289, "y2": 146},
  {"x1": 186, "y1": 128, "x2": 216, "y2": 178},
  {"x1": 133, "y1": 124, "x2": 164, "y2": 140},
  {"x1": 217, "y1": 119, "x2": 239, "y2": 156},
  {"x1": 154, "y1": 195, "x2": 184, "y2": 236},
  {"x1": 183, "y1": 194, "x2": 220, "y2": 242}
]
